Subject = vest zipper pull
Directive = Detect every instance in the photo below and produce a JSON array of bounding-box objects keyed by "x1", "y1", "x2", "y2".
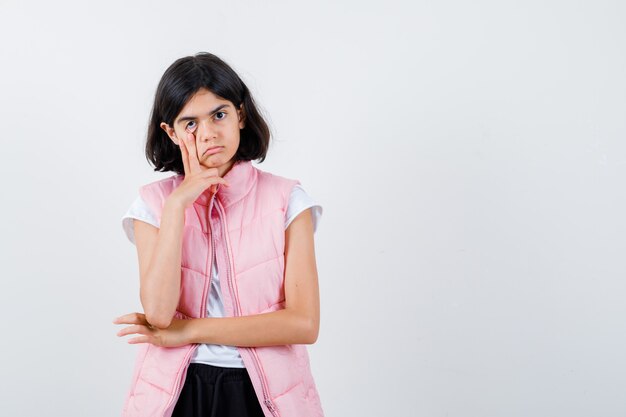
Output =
[{"x1": 264, "y1": 399, "x2": 275, "y2": 411}]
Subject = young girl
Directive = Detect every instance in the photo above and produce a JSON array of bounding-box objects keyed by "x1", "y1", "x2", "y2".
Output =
[{"x1": 113, "y1": 52, "x2": 324, "y2": 417}]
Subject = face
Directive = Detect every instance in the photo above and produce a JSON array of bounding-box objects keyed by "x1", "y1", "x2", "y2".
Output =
[{"x1": 160, "y1": 87, "x2": 245, "y2": 177}]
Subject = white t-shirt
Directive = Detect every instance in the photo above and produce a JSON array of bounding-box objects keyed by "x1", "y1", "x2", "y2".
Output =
[{"x1": 121, "y1": 183, "x2": 322, "y2": 368}]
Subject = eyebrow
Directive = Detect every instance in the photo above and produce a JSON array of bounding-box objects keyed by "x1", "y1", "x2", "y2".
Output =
[{"x1": 176, "y1": 104, "x2": 230, "y2": 124}]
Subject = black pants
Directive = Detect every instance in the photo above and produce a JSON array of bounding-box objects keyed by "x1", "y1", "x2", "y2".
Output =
[{"x1": 171, "y1": 363, "x2": 265, "y2": 417}]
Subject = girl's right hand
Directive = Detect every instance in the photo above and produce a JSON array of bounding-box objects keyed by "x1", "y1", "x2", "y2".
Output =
[{"x1": 168, "y1": 132, "x2": 230, "y2": 209}]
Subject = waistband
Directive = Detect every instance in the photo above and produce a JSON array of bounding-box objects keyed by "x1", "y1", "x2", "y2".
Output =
[{"x1": 186, "y1": 363, "x2": 251, "y2": 384}]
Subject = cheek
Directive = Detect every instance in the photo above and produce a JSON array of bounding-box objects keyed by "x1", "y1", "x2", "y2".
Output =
[
  {"x1": 174, "y1": 128, "x2": 187, "y2": 141},
  {"x1": 225, "y1": 131, "x2": 240, "y2": 146},
  {"x1": 231, "y1": 127, "x2": 241, "y2": 142}
]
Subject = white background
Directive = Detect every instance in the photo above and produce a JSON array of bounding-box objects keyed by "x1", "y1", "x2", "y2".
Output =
[{"x1": 0, "y1": 0, "x2": 625, "y2": 416}]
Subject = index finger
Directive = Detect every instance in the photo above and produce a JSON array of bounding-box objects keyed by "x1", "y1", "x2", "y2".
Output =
[
  {"x1": 178, "y1": 134, "x2": 191, "y2": 175},
  {"x1": 183, "y1": 132, "x2": 202, "y2": 173}
]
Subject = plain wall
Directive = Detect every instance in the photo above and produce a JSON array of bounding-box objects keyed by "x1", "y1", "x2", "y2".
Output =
[{"x1": 0, "y1": 0, "x2": 624, "y2": 416}]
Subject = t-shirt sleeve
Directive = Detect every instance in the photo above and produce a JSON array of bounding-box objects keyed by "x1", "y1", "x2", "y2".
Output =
[
  {"x1": 285, "y1": 184, "x2": 323, "y2": 233},
  {"x1": 121, "y1": 195, "x2": 160, "y2": 245}
]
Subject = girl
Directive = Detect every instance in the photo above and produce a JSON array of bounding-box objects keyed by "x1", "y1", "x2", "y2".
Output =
[{"x1": 113, "y1": 52, "x2": 324, "y2": 417}]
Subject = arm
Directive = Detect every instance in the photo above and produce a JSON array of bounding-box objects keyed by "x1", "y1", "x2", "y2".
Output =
[
  {"x1": 133, "y1": 199, "x2": 186, "y2": 329},
  {"x1": 187, "y1": 207, "x2": 320, "y2": 346}
]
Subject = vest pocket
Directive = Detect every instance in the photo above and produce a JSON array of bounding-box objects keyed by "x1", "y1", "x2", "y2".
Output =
[
  {"x1": 138, "y1": 344, "x2": 190, "y2": 393},
  {"x1": 133, "y1": 310, "x2": 193, "y2": 396}
]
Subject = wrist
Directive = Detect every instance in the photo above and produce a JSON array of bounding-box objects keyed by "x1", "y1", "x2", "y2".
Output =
[
  {"x1": 164, "y1": 196, "x2": 186, "y2": 213},
  {"x1": 186, "y1": 318, "x2": 212, "y2": 345}
]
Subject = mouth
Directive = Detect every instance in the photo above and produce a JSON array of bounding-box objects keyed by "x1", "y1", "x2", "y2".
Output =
[{"x1": 203, "y1": 146, "x2": 223, "y2": 156}]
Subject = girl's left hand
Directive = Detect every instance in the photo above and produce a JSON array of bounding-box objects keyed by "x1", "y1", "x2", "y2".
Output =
[{"x1": 113, "y1": 312, "x2": 193, "y2": 348}]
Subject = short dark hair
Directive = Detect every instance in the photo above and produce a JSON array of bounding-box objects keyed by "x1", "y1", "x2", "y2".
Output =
[{"x1": 145, "y1": 52, "x2": 270, "y2": 175}]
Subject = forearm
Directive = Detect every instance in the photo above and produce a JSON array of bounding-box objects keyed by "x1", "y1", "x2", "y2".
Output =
[
  {"x1": 187, "y1": 309, "x2": 316, "y2": 347},
  {"x1": 141, "y1": 199, "x2": 185, "y2": 328}
]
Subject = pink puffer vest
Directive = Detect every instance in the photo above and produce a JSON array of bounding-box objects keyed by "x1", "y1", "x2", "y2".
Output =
[{"x1": 121, "y1": 160, "x2": 324, "y2": 417}]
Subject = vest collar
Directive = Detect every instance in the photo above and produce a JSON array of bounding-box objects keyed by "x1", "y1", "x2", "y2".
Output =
[{"x1": 191, "y1": 160, "x2": 257, "y2": 208}]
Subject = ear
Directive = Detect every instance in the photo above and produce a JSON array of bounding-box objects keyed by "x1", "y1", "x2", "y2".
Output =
[
  {"x1": 160, "y1": 122, "x2": 179, "y2": 145},
  {"x1": 237, "y1": 104, "x2": 246, "y2": 129}
]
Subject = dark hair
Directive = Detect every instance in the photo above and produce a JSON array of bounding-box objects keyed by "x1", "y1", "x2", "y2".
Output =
[{"x1": 145, "y1": 52, "x2": 270, "y2": 175}]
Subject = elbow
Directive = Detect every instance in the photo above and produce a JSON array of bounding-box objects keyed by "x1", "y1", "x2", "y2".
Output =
[
  {"x1": 291, "y1": 309, "x2": 319, "y2": 344},
  {"x1": 144, "y1": 310, "x2": 173, "y2": 329},
  {"x1": 303, "y1": 318, "x2": 319, "y2": 345},
  {"x1": 140, "y1": 290, "x2": 175, "y2": 329}
]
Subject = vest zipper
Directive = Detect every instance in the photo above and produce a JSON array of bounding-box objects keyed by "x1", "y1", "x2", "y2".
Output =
[
  {"x1": 213, "y1": 199, "x2": 280, "y2": 417},
  {"x1": 162, "y1": 344, "x2": 197, "y2": 417},
  {"x1": 202, "y1": 208, "x2": 214, "y2": 320},
  {"x1": 163, "y1": 201, "x2": 214, "y2": 417}
]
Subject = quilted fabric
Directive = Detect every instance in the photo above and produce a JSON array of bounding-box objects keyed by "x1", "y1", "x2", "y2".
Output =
[{"x1": 121, "y1": 160, "x2": 324, "y2": 417}]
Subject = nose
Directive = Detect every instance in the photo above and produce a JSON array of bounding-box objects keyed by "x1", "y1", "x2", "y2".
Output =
[{"x1": 195, "y1": 119, "x2": 217, "y2": 142}]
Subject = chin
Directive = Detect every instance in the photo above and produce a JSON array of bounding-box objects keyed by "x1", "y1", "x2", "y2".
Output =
[
  {"x1": 200, "y1": 161, "x2": 219, "y2": 169},
  {"x1": 202, "y1": 158, "x2": 229, "y2": 169}
]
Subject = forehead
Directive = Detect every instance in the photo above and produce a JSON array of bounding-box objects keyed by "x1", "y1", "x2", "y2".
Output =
[{"x1": 186, "y1": 88, "x2": 228, "y2": 106}]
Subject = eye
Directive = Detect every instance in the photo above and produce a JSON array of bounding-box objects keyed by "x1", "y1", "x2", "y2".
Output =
[
  {"x1": 215, "y1": 111, "x2": 226, "y2": 120},
  {"x1": 185, "y1": 121, "x2": 197, "y2": 132}
]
